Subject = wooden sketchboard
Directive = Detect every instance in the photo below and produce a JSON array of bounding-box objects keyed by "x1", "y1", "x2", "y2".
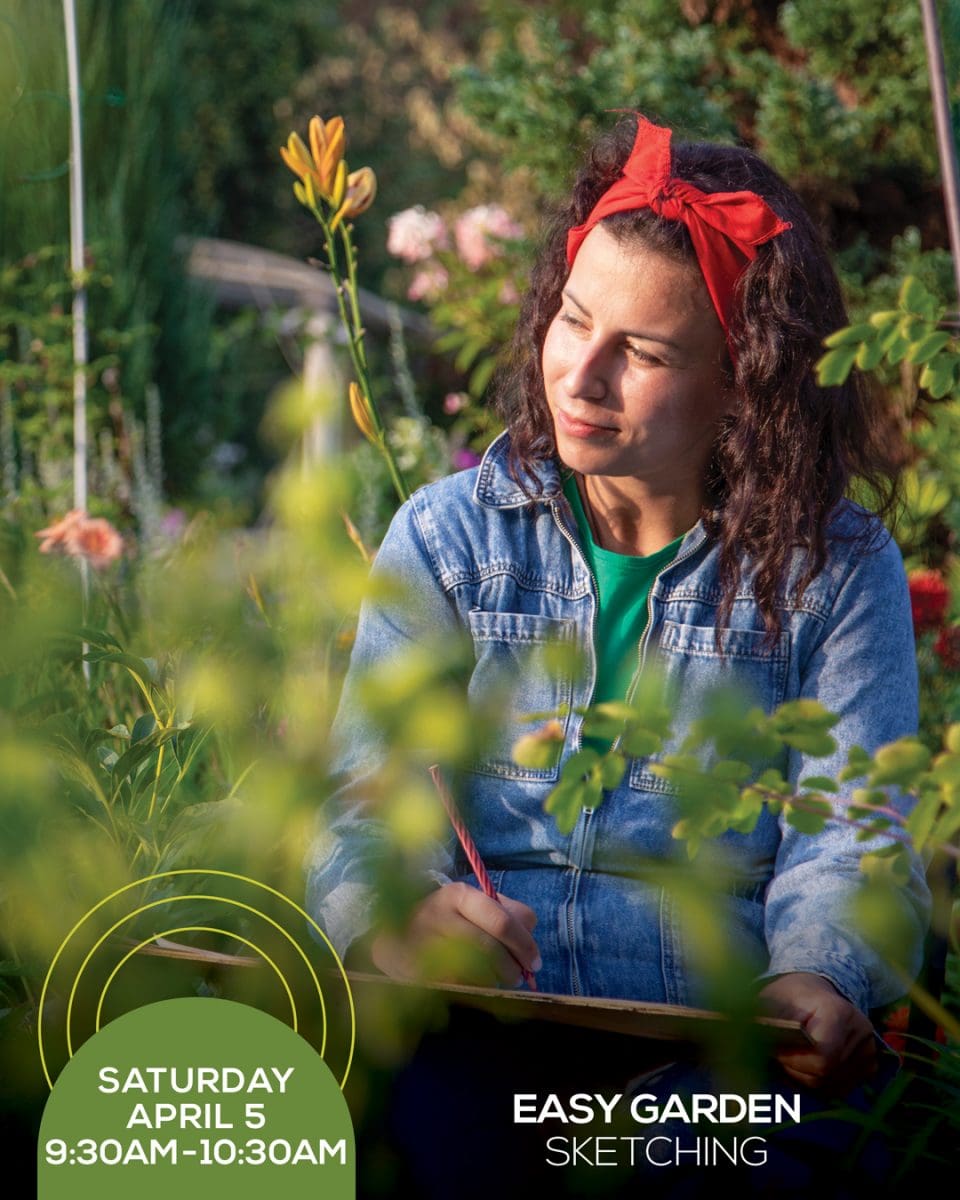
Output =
[{"x1": 342, "y1": 970, "x2": 810, "y2": 1050}]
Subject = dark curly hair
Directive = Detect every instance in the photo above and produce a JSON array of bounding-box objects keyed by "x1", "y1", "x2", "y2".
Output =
[{"x1": 494, "y1": 113, "x2": 902, "y2": 645}]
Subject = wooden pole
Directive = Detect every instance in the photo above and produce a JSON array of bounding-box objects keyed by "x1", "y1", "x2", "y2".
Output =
[
  {"x1": 62, "y1": 0, "x2": 90, "y2": 667},
  {"x1": 921, "y1": 0, "x2": 960, "y2": 307}
]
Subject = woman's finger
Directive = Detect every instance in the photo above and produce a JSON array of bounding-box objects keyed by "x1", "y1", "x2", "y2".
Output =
[{"x1": 453, "y1": 884, "x2": 542, "y2": 973}]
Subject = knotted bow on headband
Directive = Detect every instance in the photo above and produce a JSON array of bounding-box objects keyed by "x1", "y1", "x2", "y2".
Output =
[{"x1": 566, "y1": 115, "x2": 792, "y2": 342}]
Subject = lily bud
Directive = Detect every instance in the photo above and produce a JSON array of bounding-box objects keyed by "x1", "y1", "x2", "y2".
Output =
[
  {"x1": 338, "y1": 167, "x2": 377, "y2": 221},
  {"x1": 348, "y1": 381, "x2": 377, "y2": 443}
]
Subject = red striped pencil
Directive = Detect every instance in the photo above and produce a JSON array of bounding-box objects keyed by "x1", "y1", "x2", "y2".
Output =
[{"x1": 428, "y1": 764, "x2": 538, "y2": 991}]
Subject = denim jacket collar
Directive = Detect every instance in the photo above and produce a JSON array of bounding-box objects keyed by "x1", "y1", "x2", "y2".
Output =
[
  {"x1": 473, "y1": 430, "x2": 562, "y2": 508},
  {"x1": 473, "y1": 429, "x2": 710, "y2": 565}
]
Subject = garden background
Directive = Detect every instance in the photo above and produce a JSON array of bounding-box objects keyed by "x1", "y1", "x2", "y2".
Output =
[{"x1": 2, "y1": 0, "x2": 960, "y2": 1191}]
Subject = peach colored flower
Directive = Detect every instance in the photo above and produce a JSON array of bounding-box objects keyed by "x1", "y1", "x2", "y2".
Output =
[
  {"x1": 35, "y1": 510, "x2": 85, "y2": 555},
  {"x1": 36, "y1": 510, "x2": 124, "y2": 569}
]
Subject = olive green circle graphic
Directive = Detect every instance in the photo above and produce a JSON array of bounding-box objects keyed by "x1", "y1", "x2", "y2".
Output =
[
  {"x1": 38, "y1": 870, "x2": 355, "y2": 1090},
  {"x1": 38, "y1": 997, "x2": 355, "y2": 1198}
]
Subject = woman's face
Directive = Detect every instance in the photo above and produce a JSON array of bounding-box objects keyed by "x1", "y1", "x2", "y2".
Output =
[{"x1": 541, "y1": 224, "x2": 731, "y2": 487}]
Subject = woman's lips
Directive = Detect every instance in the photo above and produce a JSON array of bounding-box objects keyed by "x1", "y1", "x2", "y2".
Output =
[{"x1": 556, "y1": 408, "x2": 616, "y2": 438}]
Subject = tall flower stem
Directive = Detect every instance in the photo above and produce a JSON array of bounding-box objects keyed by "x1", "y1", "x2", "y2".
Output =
[
  {"x1": 339, "y1": 223, "x2": 368, "y2": 373},
  {"x1": 311, "y1": 202, "x2": 409, "y2": 502}
]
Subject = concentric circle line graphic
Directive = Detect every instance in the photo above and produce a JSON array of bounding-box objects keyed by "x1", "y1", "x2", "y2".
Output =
[
  {"x1": 39, "y1": 870, "x2": 355, "y2": 1092},
  {"x1": 64, "y1": 896, "x2": 326, "y2": 1061},
  {"x1": 95, "y1": 926, "x2": 298, "y2": 1033}
]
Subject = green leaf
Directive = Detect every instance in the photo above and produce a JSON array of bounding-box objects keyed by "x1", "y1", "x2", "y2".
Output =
[
  {"x1": 880, "y1": 329, "x2": 910, "y2": 365},
  {"x1": 902, "y1": 468, "x2": 950, "y2": 518},
  {"x1": 600, "y1": 754, "x2": 626, "y2": 790},
  {"x1": 544, "y1": 777, "x2": 588, "y2": 835},
  {"x1": 799, "y1": 775, "x2": 839, "y2": 792},
  {"x1": 855, "y1": 339, "x2": 885, "y2": 371},
  {"x1": 918, "y1": 356, "x2": 956, "y2": 398},
  {"x1": 618, "y1": 728, "x2": 661, "y2": 757},
  {"x1": 860, "y1": 844, "x2": 912, "y2": 886},
  {"x1": 868, "y1": 310, "x2": 899, "y2": 330},
  {"x1": 841, "y1": 745, "x2": 873, "y2": 781},
  {"x1": 780, "y1": 731, "x2": 837, "y2": 756},
  {"x1": 96, "y1": 745, "x2": 119, "y2": 770},
  {"x1": 132, "y1": 713, "x2": 156, "y2": 743},
  {"x1": 468, "y1": 355, "x2": 497, "y2": 397},
  {"x1": 932, "y1": 804, "x2": 960, "y2": 844},
  {"x1": 868, "y1": 738, "x2": 931, "y2": 787},
  {"x1": 904, "y1": 790, "x2": 941, "y2": 850},
  {"x1": 756, "y1": 768, "x2": 791, "y2": 794},
  {"x1": 899, "y1": 276, "x2": 939, "y2": 320},
  {"x1": 710, "y1": 759, "x2": 752, "y2": 784},
  {"x1": 822, "y1": 322, "x2": 874, "y2": 348},
  {"x1": 945, "y1": 725, "x2": 960, "y2": 753},
  {"x1": 560, "y1": 747, "x2": 600, "y2": 781},
  {"x1": 73, "y1": 626, "x2": 123, "y2": 650},
  {"x1": 929, "y1": 752, "x2": 960, "y2": 785},
  {"x1": 816, "y1": 345, "x2": 857, "y2": 387},
  {"x1": 81, "y1": 651, "x2": 158, "y2": 687},
  {"x1": 454, "y1": 337, "x2": 485, "y2": 373},
  {"x1": 906, "y1": 331, "x2": 952, "y2": 365},
  {"x1": 512, "y1": 728, "x2": 563, "y2": 770},
  {"x1": 774, "y1": 699, "x2": 839, "y2": 729},
  {"x1": 110, "y1": 739, "x2": 159, "y2": 787},
  {"x1": 784, "y1": 796, "x2": 832, "y2": 834}
]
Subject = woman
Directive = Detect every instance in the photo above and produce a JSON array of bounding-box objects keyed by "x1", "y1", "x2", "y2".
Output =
[{"x1": 308, "y1": 113, "x2": 930, "y2": 1097}]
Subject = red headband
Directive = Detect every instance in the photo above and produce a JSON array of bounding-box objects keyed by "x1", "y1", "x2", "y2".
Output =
[{"x1": 566, "y1": 115, "x2": 792, "y2": 344}]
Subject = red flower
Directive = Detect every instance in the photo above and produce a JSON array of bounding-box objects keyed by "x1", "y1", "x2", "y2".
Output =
[
  {"x1": 934, "y1": 626, "x2": 960, "y2": 671},
  {"x1": 908, "y1": 569, "x2": 950, "y2": 633}
]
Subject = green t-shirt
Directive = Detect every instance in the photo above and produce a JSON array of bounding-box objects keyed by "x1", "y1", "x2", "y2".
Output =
[{"x1": 562, "y1": 475, "x2": 684, "y2": 713}]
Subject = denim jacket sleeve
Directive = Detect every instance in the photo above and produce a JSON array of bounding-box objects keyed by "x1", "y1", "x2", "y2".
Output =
[
  {"x1": 759, "y1": 522, "x2": 931, "y2": 1012},
  {"x1": 305, "y1": 495, "x2": 457, "y2": 960}
]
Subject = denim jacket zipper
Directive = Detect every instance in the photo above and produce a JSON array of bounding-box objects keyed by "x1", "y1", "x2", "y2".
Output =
[{"x1": 621, "y1": 529, "x2": 707, "y2": 715}]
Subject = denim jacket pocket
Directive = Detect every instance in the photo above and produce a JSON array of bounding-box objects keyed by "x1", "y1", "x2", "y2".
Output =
[
  {"x1": 466, "y1": 609, "x2": 574, "y2": 781},
  {"x1": 629, "y1": 619, "x2": 790, "y2": 794}
]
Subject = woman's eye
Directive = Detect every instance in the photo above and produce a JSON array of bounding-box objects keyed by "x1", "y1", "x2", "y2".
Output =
[
  {"x1": 626, "y1": 344, "x2": 660, "y2": 365},
  {"x1": 559, "y1": 312, "x2": 586, "y2": 331}
]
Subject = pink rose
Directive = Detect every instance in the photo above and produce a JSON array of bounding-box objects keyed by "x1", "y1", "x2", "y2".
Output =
[
  {"x1": 443, "y1": 392, "x2": 468, "y2": 415},
  {"x1": 407, "y1": 264, "x2": 449, "y2": 302},
  {"x1": 454, "y1": 204, "x2": 523, "y2": 270},
  {"x1": 386, "y1": 205, "x2": 449, "y2": 263}
]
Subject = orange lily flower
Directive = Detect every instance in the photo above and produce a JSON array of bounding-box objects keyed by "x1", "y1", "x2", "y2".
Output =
[
  {"x1": 308, "y1": 115, "x2": 346, "y2": 197},
  {"x1": 280, "y1": 116, "x2": 347, "y2": 203},
  {"x1": 280, "y1": 132, "x2": 318, "y2": 187}
]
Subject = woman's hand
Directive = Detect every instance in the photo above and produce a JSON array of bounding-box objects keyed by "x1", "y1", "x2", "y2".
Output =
[
  {"x1": 369, "y1": 882, "x2": 541, "y2": 988},
  {"x1": 758, "y1": 972, "x2": 877, "y2": 1095}
]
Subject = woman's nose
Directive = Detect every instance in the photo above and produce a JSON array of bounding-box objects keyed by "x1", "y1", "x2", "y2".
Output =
[{"x1": 563, "y1": 342, "x2": 608, "y2": 402}]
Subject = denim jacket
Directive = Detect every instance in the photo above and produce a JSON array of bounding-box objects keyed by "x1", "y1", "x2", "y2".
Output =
[{"x1": 307, "y1": 431, "x2": 930, "y2": 1012}]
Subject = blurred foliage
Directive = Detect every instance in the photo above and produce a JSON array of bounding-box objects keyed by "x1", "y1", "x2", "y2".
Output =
[
  {"x1": 814, "y1": 271, "x2": 960, "y2": 745},
  {"x1": 0, "y1": 244, "x2": 161, "y2": 522},
  {"x1": 0, "y1": 377, "x2": 368, "y2": 1032},
  {"x1": 0, "y1": 0, "x2": 217, "y2": 502}
]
